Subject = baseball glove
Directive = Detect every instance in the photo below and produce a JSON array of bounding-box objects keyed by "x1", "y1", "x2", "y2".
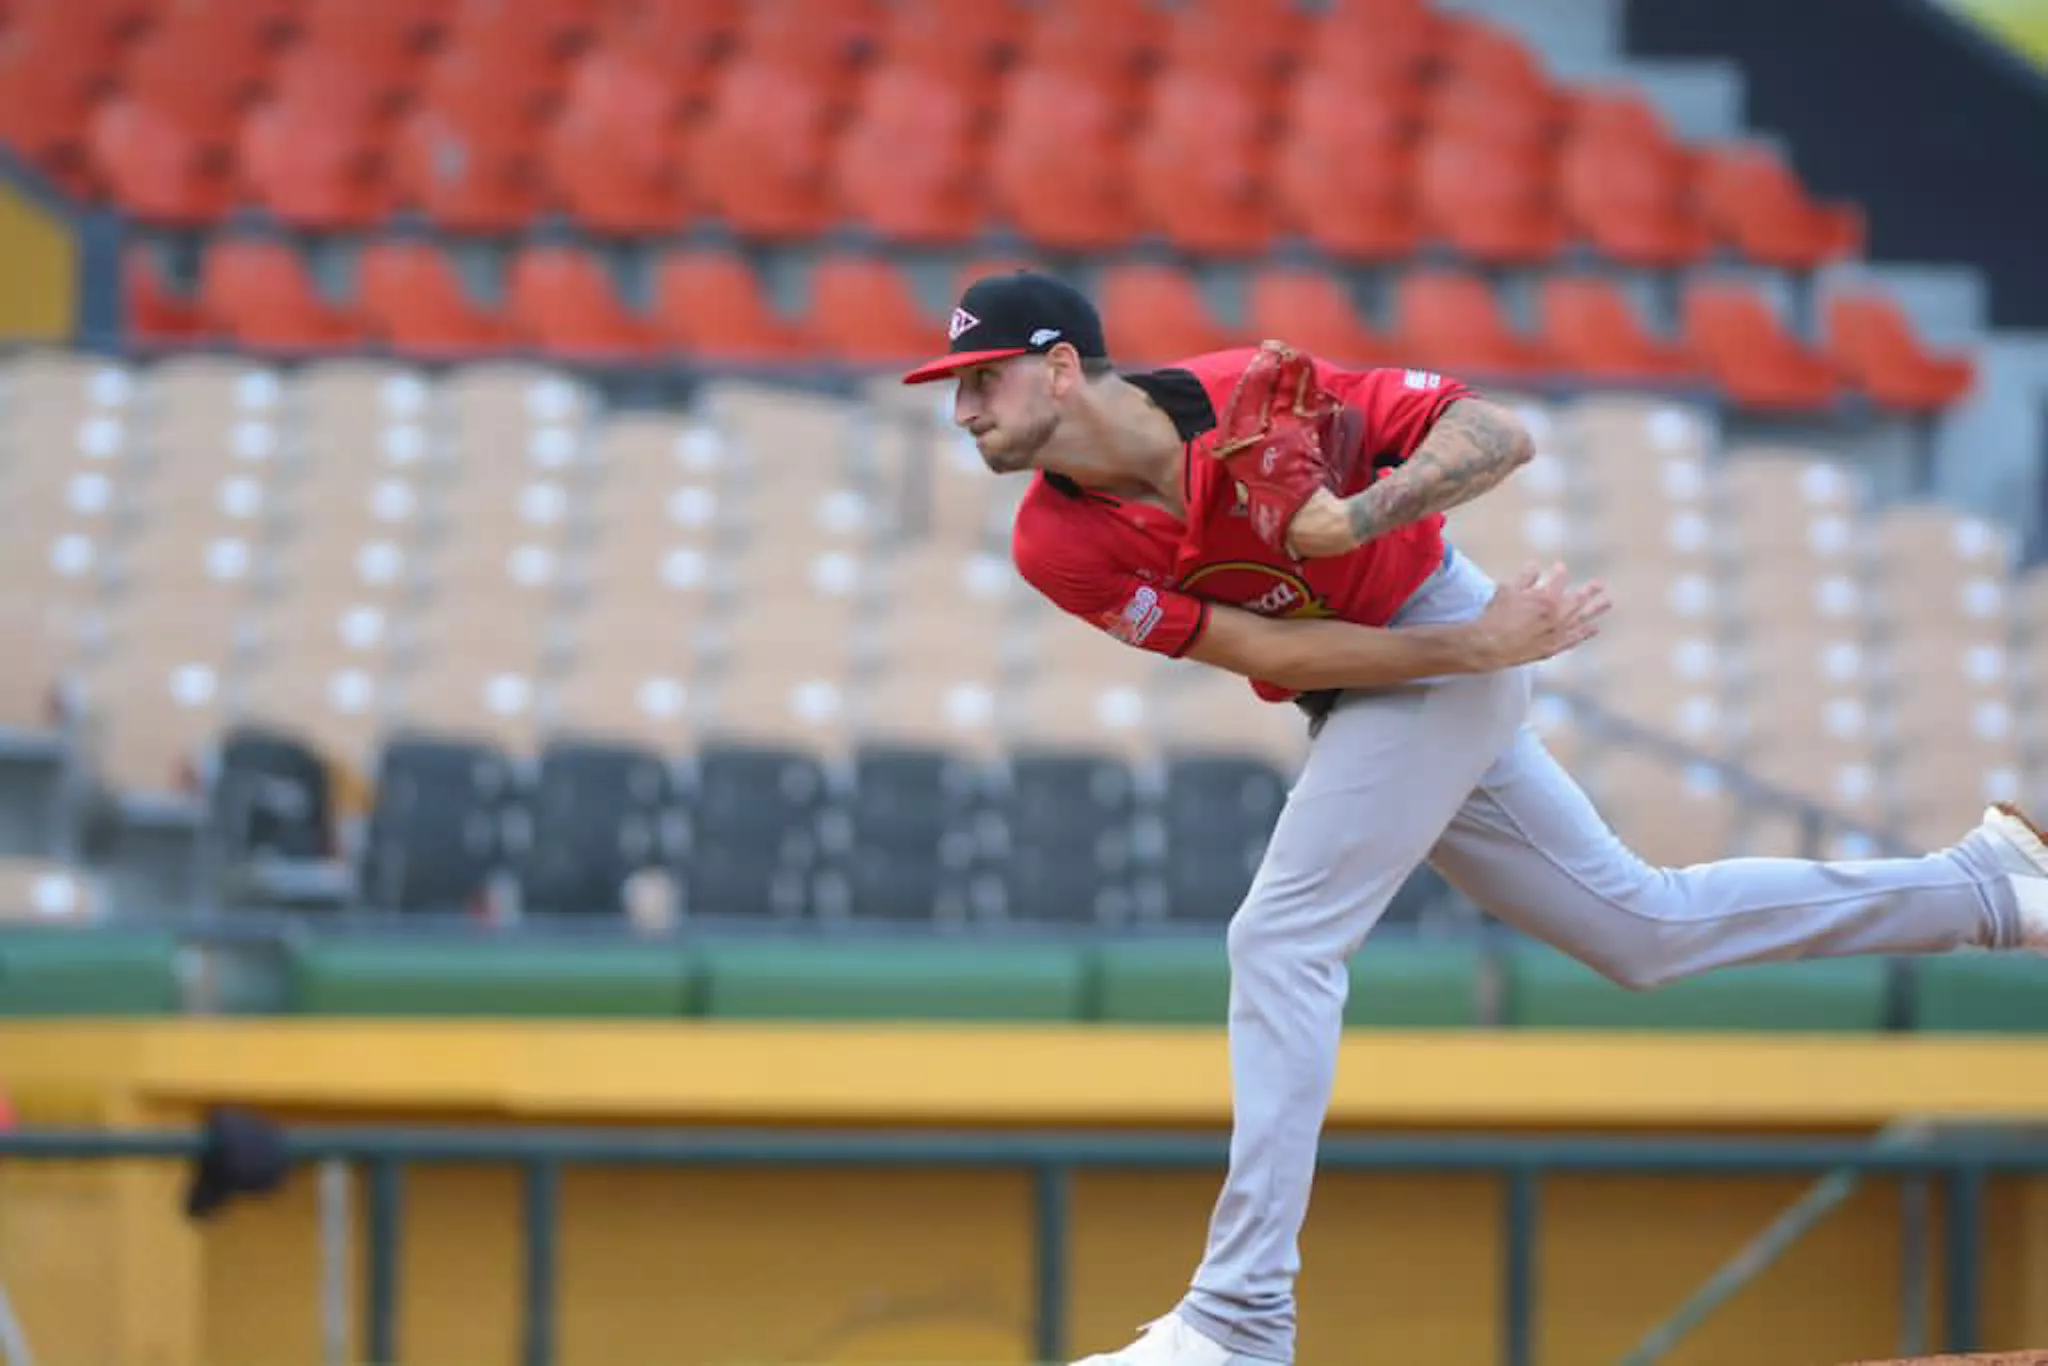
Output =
[{"x1": 1209, "y1": 340, "x2": 1345, "y2": 556}]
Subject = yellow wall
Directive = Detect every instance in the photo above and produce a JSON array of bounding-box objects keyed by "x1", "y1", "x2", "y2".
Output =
[
  {"x1": 5, "y1": 1022, "x2": 2048, "y2": 1366},
  {"x1": 0, "y1": 176, "x2": 77, "y2": 343}
]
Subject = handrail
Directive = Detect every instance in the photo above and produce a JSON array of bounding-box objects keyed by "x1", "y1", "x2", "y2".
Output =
[{"x1": 4, "y1": 1124, "x2": 2044, "y2": 1365}]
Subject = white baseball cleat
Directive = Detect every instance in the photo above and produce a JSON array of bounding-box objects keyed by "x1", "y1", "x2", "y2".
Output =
[
  {"x1": 1975, "y1": 803, "x2": 2048, "y2": 950},
  {"x1": 1069, "y1": 1313, "x2": 1270, "y2": 1366}
]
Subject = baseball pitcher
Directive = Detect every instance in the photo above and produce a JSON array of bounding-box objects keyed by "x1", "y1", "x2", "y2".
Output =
[{"x1": 901, "y1": 271, "x2": 2048, "y2": 1366}]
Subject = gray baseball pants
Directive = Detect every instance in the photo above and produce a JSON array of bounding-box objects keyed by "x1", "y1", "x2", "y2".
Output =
[{"x1": 1172, "y1": 547, "x2": 2028, "y2": 1364}]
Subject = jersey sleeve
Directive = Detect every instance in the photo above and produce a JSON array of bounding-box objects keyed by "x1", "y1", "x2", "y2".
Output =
[
  {"x1": 1330, "y1": 365, "x2": 1477, "y2": 465},
  {"x1": 1012, "y1": 517, "x2": 1210, "y2": 658}
]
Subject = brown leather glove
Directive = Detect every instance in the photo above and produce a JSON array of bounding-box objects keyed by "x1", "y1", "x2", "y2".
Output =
[{"x1": 1208, "y1": 340, "x2": 1345, "y2": 556}]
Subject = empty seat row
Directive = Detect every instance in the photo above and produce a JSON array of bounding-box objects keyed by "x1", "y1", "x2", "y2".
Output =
[
  {"x1": 127, "y1": 239, "x2": 1976, "y2": 415},
  {"x1": 0, "y1": 0, "x2": 1864, "y2": 272},
  {"x1": 218, "y1": 726, "x2": 1299, "y2": 927}
]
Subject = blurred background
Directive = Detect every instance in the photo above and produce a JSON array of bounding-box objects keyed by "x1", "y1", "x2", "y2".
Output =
[{"x1": 2, "y1": 0, "x2": 2048, "y2": 1363}]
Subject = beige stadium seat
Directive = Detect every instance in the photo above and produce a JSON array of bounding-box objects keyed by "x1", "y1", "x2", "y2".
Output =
[
  {"x1": 1574, "y1": 628, "x2": 1730, "y2": 754},
  {"x1": 860, "y1": 386, "x2": 1004, "y2": 547},
  {"x1": 1580, "y1": 744, "x2": 1754, "y2": 869},
  {"x1": 1884, "y1": 713, "x2": 2021, "y2": 851},
  {"x1": 288, "y1": 403, "x2": 441, "y2": 503},
  {"x1": 440, "y1": 362, "x2": 594, "y2": 446},
  {"x1": 540, "y1": 655, "x2": 698, "y2": 755},
  {"x1": 292, "y1": 359, "x2": 434, "y2": 448},
  {"x1": 701, "y1": 648, "x2": 854, "y2": 759},
  {"x1": 0, "y1": 855, "x2": 101, "y2": 923},
  {"x1": 234, "y1": 659, "x2": 390, "y2": 800},
  {"x1": 1561, "y1": 393, "x2": 1715, "y2": 464},
  {"x1": 693, "y1": 378, "x2": 858, "y2": 488},
  {"x1": 244, "y1": 597, "x2": 397, "y2": 680},
  {"x1": 848, "y1": 591, "x2": 1008, "y2": 755},
  {"x1": 853, "y1": 664, "x2": 1004, "y2": 757},
  {"x1": 0, "y1": 505, "x2": 111, "y2": 625},
  {"x1": 860, "y1": 544, "x2": 1019, "y2": 652},
  {"x1": 1730, "y1": 687, "x2": 1886, "y2": 827},
  {"x1": 391, "y1": 657, "x2": 546, "y2": 756},
  {"x1": 138, "y1": 355, "x2": 285, "y2": 458},
  {"x1": 0, "y1": 349, "x2": 135, "y2": 422},
  {"x1": 1149, "y1": 664, "x2": 1309, "y2": 773},
  {"x1": 1003, "y1": 669, "x2": 1164, "y2": 763},
  {"x1": 74, "y1": 652, "x2": 229, "y2": 796},
  {"x1": 1864, "y1": 504, "x2": 2012, "y2": 642},
  {"x1": 0, "y1": 599, "x2": 85, "y2": 731},
  {"x1": 1720, "y1": 449, "x2": 1865, "y2": 559}
]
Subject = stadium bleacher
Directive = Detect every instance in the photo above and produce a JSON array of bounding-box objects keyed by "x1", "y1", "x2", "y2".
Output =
[{"x1": 0, "y1": 0, "x2": 2036, "y2": 971}]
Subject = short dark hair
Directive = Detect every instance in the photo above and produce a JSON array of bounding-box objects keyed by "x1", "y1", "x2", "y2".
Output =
[{"x1": 1080, "y1": 355, "x2": 1116, "y2": 379}]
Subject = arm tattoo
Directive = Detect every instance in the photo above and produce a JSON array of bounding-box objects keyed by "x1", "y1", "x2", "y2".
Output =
[{"x1": 1344, "y1": 400, "x2": 1533, "y2": 546}]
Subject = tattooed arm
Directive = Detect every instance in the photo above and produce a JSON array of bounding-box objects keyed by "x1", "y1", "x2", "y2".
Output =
[{"x1": 1283, "y1": 398, "x2": 1535, "y2": 559}]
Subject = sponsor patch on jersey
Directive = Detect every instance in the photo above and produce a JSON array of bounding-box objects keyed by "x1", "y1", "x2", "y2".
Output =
[
  {"x1": 1179, "y1": 562, "x2": 1333, "y2": 618},
  {"x1": 1101, "y1": 585, "x2": 1164, "y2": 645},
  {"x1": 1403, "y1": 369, "x2": 1444, "y2": 390}
]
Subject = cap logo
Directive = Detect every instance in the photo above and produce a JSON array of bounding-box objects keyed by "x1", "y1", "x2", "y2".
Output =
[
  {"x1": 1029, "y1": 328, "x2": 1062, "y2": 346},
  {"x1": 948, "y1": 308, "x2": 980, "y2": 340}
]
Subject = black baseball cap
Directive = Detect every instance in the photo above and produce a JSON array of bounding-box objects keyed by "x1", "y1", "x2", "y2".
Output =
[{"x1": 901, "y1": 270, "x2": 1110, "y2": 385}]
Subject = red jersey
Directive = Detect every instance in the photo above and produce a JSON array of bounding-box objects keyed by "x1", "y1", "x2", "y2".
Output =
[{"x1": 1012, "y1": 349, "x2": 1474, "y2": 702}]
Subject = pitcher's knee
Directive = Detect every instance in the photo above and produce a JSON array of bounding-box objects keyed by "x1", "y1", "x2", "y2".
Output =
[{"x1": 1226, "y1": 897, "x2": 1350, "y2": 1001}]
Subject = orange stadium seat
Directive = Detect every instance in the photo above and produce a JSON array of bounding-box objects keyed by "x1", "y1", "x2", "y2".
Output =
[
  {"x1": 1393, "y1": 269, "x2": 1560, "y2": 383},
  {"x1": 1681, "y1": 278, "x2": 1842, "y2": 413},
  {"x1": 357, "y1": 240, "x2": 519, "y2": 358},
  {"x1": 600, "y1": 0, "x2": 741, "y2": 61},
  {"x1": 390, "y1": 99, "x2": 544, "y2": 233},
  {"x1": 238, "y1": 51, "x2": 398, "y2": 231},
  {"x1": 1284, "y1": 48, "x2": 1426, "y2": 146},
  {"x1": 876, "y1": 0, "x2": 1025, "y2": 98},
  {"x1": 124, "y1": 247, "x2": 208, "y2": 344},
  {"x1": 1557, "y1": 91, "x2": 1713, "y2": 269},
  {"x1": 1695, "y1": 142, "x2": 1866, "y2": 271},
  {"x1": 88, "y1": 93, "x2": 240, "y2": 225},
  {"x1": 1157, "y1": 0, "x2": 1307, "y2": 101},
  {"x1": 1427, "y1": 15, "x2": 1568, "y2": 147},
  {"x1": 1538, "y1": 276, "x2": 1707, "y2": 387},
  {"x1": 538, "y1": 41, "x2": 692, "y2": 235},
  {"x1": 299, "y1": 0, "x2": 451, "y2": 73},
  {"x1": 7, "y1": 0, "x2": 145, "y2": 57},
  {"x1": 731, "y1": 0, "x2": 886, "y2": 107},
  {"x1": 1823, "y1": 290, "x2": 1977, "y2": 412},
  {"x1": 582, "y1": 0, "x2": 733, "y2": 116},
  {"x1": 1270, "y1": 101, "x2": 1420, "y2": 263},
  {"x1": 1415, "y1": 128, "x2": 1569, "y2": 265},
  {"x1": 505, "y1": 244, "x2": 664, "y2": 362},
  {"x1": 1015, "y1": 0, "x2": 1161, "y2": 116},
  {"x1": 0, "y1": 0, "x2": 139, "y2": 193},
  {"x1": 1130, "y1": 68, "x2": 1275, "y2": 257},
  {"x1": 115, "y1": 9, "x2": 270, "y2": 144},
  {"x1": 1097, "y1": 262, "x2": 1234, "y2": 366},
  {"x1": 804, "y1": 254, "x2": 937, "y2": 366},
  {"x1": 198, "y1": 239, "x2": 368, "y2": 353},
  {"x1": 831, "y1": 62, "x2": 985, "y2": 245},
  {"x1": 415, "y1": 28, "x2": 561, "y2": 129},
  {"x1": 652, "y1": 247, "x2": 819, "y2": 364},
  {"x1": 1245, "y1": 267, "x2": 1400, "y2": 369},
  {"x1": 446, "y1": 0, "x2": 594, "y2": 63},
  {"x1": 988, "y1": 63, "x2": 1139, "y2": 252},
  {"x1": 683, "y1": 56, "x2": 836, "y2": 240},
  {"x1": 1319, "y1": 0, "x2": 1445, "y2": 80}
]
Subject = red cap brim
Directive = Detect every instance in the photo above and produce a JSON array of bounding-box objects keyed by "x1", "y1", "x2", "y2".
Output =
[{"x1": 900, "y1": 347, "x2": 1032, "y2": 385}]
